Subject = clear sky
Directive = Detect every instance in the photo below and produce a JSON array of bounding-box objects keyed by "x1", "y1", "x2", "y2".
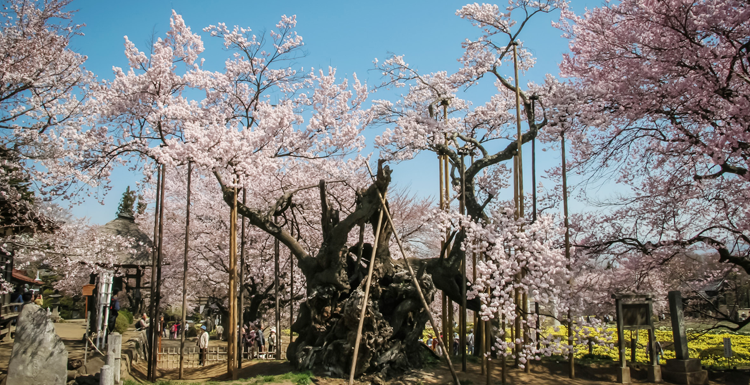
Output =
[{"x1": 66, "y1": 0, "x2": 606, "y2": 224}]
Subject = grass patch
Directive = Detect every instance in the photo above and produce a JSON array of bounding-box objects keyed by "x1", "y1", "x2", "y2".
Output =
[{"x1": 122, "y1": 371, "x2": 314, "y2": 385}]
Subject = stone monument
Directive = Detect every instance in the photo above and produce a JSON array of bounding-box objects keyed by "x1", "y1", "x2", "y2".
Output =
[
  {"x1": 6, "y1": 303, "x2": 68, "y2": 385},
  {"x1": 662, "y1": 291, "x2": 708, "y2": 385}
]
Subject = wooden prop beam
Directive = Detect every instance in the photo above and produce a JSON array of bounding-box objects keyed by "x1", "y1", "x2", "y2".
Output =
[
  {"x1": 365, "y1": 162, "x2": 461, "y2": 385},
  {"x1": 348, "y1": 209, "x2": 385, "y2": 385}
]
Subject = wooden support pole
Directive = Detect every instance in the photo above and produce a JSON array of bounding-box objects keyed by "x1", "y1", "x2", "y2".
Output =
[
  {"x1": 486, "y1": 318, "x2": 492, "y2": 385},
  {"x1": 439, "y1": 154, "x2": 447, "y2": 349},
  {"x1": 227, "y1": 187, "x2": 238, "y2": 379},
  {"x1": 239, "y1": 189, "x2": 246, "y2": 366},
  {"x1": 289, "y1": 224, "x2": 295, "y2": 345},
  {"x1": 348, "y1": 209, "x2": 385, "y2": 385},
  {"x1": 561, "y1": 131, "x2": 575, "y2": 379},
  {"x1": 459, "y1": 151, "x2": 467, "y2": 372},
  {"x1": 147, "y1": 165, "x2": 161, "y2": 381},
  {"x1": 512, "y1": 42, "x2": 529, "y2": 372},
  {"x1": 149, "y1": 165, "x2": 166, "y2": 382},
  {"x1": 179, "y1": 162, "x2": 192, "y2": 379},
  {"x1": 274, "y1": 215, "x2": 281, "y2": 360},
  {"x1": 501, "y1": 316, "x2": 507, "y2": 385},
  {"x1": 364, "y1": 162, "x2": 461, "y2": 385}
]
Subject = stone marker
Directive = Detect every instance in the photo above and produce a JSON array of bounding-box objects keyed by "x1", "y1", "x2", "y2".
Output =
[
  {"x1": 99, "y1": 364, "x2": 113, "y2": 385},
  {"x1": 6, "y1": 303, "x2": 69, "y2": 385},
  {"x1": 669, "y1": 291, "x2": 689, "y2": 359},
  {"x1": 107, "y1": 333, "x2": 122, "y2": 384},
  {"x1": 662, "y1": 291, "x2": 707, "y2": 385}
]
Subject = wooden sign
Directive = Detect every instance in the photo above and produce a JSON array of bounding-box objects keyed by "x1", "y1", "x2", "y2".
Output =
[
  {"x1": 82, "y1": 284, "x2": 96, "y2": 296},
  {"x1": 622, "y1": 303, "x2": 650, "y2": 327}
]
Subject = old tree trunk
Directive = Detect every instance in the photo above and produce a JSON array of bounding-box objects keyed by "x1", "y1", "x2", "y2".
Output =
[{"x1": 217, "y1": 163, "x2": 478, "y2": 380}]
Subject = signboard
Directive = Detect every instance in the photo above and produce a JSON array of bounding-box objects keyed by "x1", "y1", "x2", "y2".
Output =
[
  {"x1": 622, "y1": 303, "x2": 650, "y2": 327},
  {"x1": 724, "y1": 337, "x2": 733, "y2": 358},
  {"x1": 82, "y1": 284, "x2": 96, "y2": 296},
  {"x1": 199, "y1": 305, "x2": 205, "y2": 314}
]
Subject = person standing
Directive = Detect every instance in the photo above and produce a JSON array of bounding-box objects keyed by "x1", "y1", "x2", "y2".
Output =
[
  {"x1": 257, "y1": 322, "x2": 265, "y2": 355},
  {"x1": 34, "y1": 293, "x2": 43, "y2": 306},
  {"x1": 247, "y1": 327, "x2": 257, "y2": 359},
  {"x1": 108, "y1": 289, "x2": 120, "y2": 333},
  {"x1": 467, "y1": 329, "x2": 475, "y2": 355},
  {"x1": 216, "y1": 324, "x2": 224, "y2": 341},
  {"x1": 136, "y1": 313, "x2": 149, "y2": 331},
  {"x1": 268, "y1": 327, "x2": 277, "y2": 355},
  {"x1": 197, "y1": 325, "x2": 209, "y2": 366}
]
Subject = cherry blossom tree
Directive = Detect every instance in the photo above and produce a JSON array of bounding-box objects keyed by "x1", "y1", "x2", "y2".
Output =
[{"x1": 558, "y1": 0, "x2": 750, "y2": 328}]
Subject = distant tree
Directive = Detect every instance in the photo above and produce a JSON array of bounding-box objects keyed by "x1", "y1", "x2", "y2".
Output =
[
  {"x1": 116, "y1": 186, "x2": 137, "y2": 218},
  {"x1": 136, "y1": 194, "x2": 147, "y2": 216}
]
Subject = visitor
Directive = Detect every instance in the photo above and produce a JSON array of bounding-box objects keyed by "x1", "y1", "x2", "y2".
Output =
[
  {"x1": 34, "y1": 293, "x2": 44, "y2": 306},
  {"x1": 216, "y1": 323, "x2": 224, "y2": 341},
  {"x1": 247, "y1": 327, "x2": 257, "y2": 359},
  {"x1": 268, "y1": 327, "x2": 277, "y2": 355},
  {"x1": 136, "y1": 313, "x2": 149, "y2": 331},
  {"x1": 108, "y1": 289, "x2": 120, "y2": 333},
  {"x1": 434, "y1": 335, "x2": 442, "y2": 356},
  {"x1": 453, "y1": 333, "x2": 459, "y2": 356},
  {"x1": 257, "y1": 322, "x2": 265, "y2": 354},
  {"x1": 467, "y1": 329, "x2": 475, "y2": 355},
  {"x1": 426, "y1": 334, "x2": 433, "y2": 350},
  {"x1": 11, "y1": 285, "x2": 23, "y2": 312},
  {"x1": 241, "y1": 325, "x2": 250, "y2": 360},
  {"x1": 171, "y1": 322, "x2": 178, "y2": 339},
  {"x1": 160, "y1": 316, "x2": 168, "y2": 338},
  {"x1": 197, "y1": 325, "x2": 209, "y2": 366}
]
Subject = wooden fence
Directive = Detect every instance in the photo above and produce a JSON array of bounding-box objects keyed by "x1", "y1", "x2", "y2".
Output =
[{"x1": 156, "y1": 346, "x2": 277, "y2": 369}]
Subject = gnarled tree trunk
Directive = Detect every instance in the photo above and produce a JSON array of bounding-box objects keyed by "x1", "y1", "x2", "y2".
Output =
[{"x1": 217, "y1": 163, "x2": 478, "y2": 380}]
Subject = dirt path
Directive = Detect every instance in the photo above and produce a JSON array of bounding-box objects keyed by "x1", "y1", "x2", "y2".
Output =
[{"x1": 3, "y1": 322, "x2": 744, "y2": 384}]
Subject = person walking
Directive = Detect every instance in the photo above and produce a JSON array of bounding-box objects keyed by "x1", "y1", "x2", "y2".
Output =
[
  {"x1": 197, "y1": 325, "x2": 209, "y2": 366},
  {"x1": 216, "y1": 324, "x2": 224, "y2": 341}
]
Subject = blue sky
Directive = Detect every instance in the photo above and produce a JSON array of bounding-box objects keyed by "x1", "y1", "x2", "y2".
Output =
[{"x1": 67, "y1": 0, "x2": 605, "y2": 224}]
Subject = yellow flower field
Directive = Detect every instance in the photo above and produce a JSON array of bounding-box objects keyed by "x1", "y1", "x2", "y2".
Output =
[{"x1": 422, "y1": 325, "x2": 750, "y2": 369}]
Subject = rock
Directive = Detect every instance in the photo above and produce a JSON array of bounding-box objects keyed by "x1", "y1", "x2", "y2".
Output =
[
  {"x1": 6, "y1": 303, "x2": 69, "y2": 385},
  {"x1": 68, "y1": 358, "x2": 83, "y2": 370}
]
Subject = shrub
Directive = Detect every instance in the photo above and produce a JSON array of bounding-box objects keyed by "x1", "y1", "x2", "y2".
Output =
[
  {"x1": 119, "y1": 309, "x2": 134, "y2": 325},
  {"x1": 114, "y1": 313, "x2": 130, "y2": 334}
]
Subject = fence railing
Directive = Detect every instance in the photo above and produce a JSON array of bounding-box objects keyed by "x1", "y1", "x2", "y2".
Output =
[{"x1": 156, "y1": 346, "x2": 278, "y2": 369}]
